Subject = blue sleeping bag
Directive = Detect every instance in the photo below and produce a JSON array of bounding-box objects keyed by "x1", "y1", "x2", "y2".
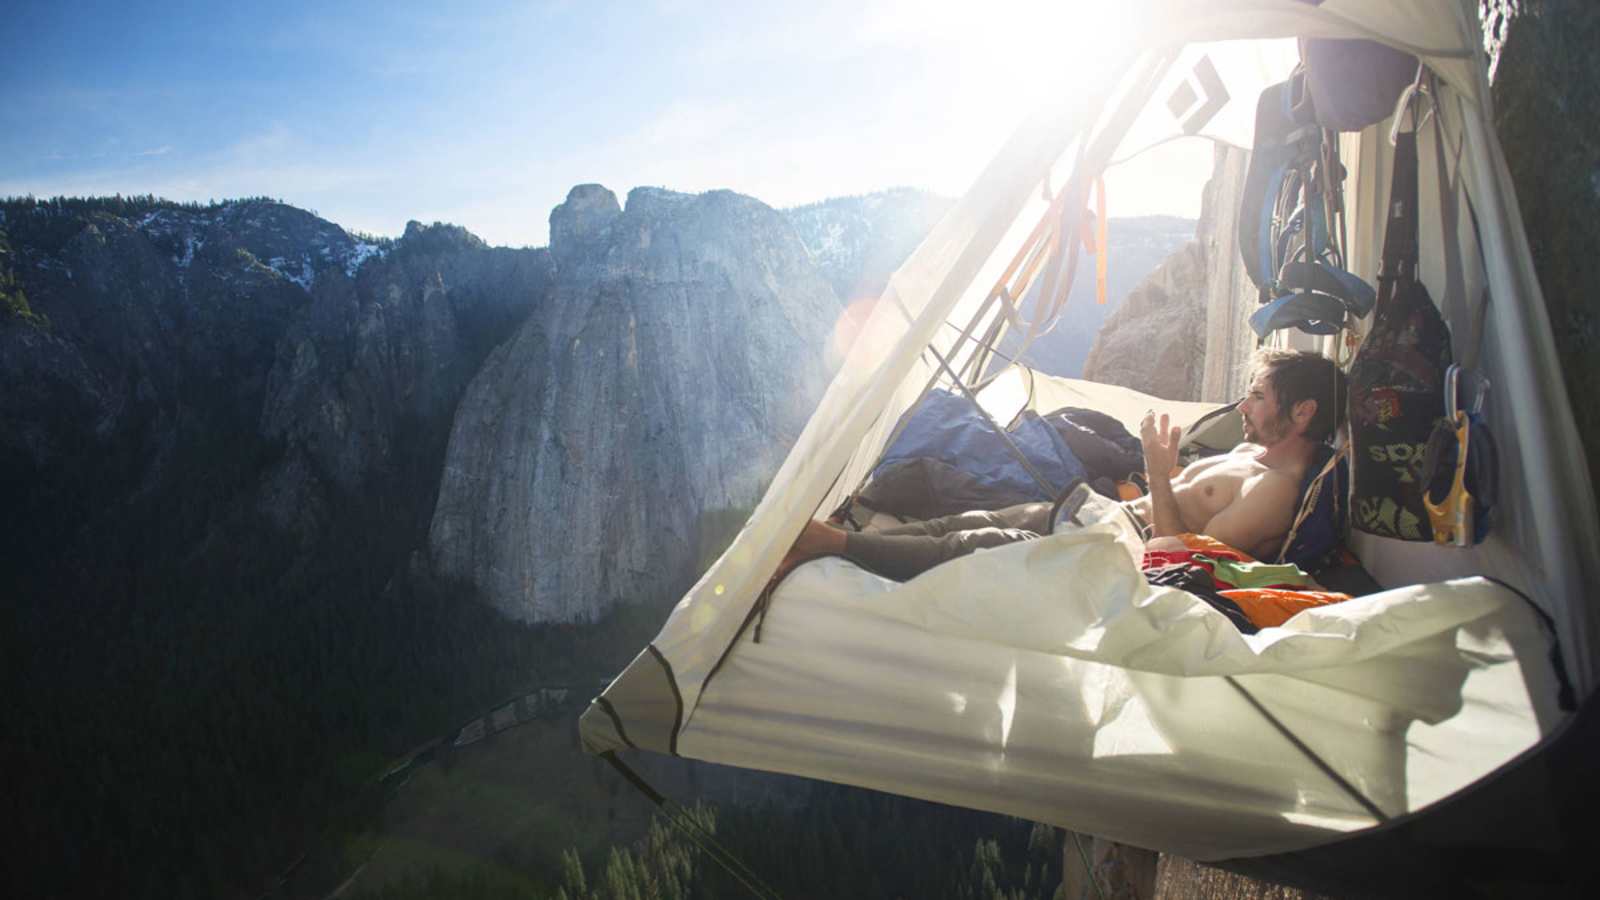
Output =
[{"x1": 859, "y1": 390, "x2": 1086, "y2": 519}]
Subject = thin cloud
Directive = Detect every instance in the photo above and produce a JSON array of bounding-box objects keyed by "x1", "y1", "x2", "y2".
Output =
[
  {"x1": 135, "y1": 145, "x2": 173, "y2": 157},
  {"x1": 225, "y1": 124, "x2": 296, "y2": 162},
  {"x1": 636, "y1": 100, "x2": 747, "y2": 149}
]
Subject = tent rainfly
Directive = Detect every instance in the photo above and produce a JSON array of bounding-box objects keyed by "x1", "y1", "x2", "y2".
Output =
[{"x1": 582, "y1": 1, "x2": 1598, "y2": 892}]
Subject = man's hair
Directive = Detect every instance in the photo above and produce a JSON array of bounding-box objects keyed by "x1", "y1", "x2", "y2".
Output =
[{"x1": 1250, "y1": 349, "x2": 1346, "y2": 443}]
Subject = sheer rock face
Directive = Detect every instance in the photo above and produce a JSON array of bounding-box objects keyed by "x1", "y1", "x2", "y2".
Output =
[
  {"x1": 0, "y1": 199, "x2": 548, "y2": 575},
  {"x1": 1487, "y1": 0, "x2": 1600, "y2": 512},
  {"x1": 1008, "y1": 215, "x2": 1197, "y2": 380},
  {"x1": 1, "y1": 202, "x2": 346, "y2": 478},
  {"x1": 548, "y1": 183, "x2": 622, "y2": 267},
  {"x1": 1081, "y1": 241, "x2": 1209, "y2": 402},
  {"x1": 1, "y1": 201, "x2": 360, "y2": 565},
  {"x1": 3, "y1": 186, "x2": 930, "y2": 625},
  {"x1": 428, "y1": 186, "x2": 841, "y2": 623},
  {"x1": 1081, "y1": 145, "x2": 1253, "y2": 402},
  {"x1": 256, "y1": 223, "x2": 549, "y2": 541}
]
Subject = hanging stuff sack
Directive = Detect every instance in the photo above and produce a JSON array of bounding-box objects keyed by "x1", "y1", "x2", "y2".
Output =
[
  {"x1": 1348, "y1": 120, "x2": 1453, "y2": 540},
  {"x1": 1301, "y1": 38, "x2": 1419, "y2": 133}
]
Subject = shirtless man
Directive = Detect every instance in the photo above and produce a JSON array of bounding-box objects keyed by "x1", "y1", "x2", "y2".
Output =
[
  {"x1": 780, "y1": 349, "x2": 1345, "y2": 580},
  {"x1": 1134, "y1": 348, "x2": 1343, "y2": 558}
]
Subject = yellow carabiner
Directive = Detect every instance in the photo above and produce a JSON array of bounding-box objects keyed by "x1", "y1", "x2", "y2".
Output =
[{"x1": 1424, "y1": 411, "x2": 1473, "y2": 546}]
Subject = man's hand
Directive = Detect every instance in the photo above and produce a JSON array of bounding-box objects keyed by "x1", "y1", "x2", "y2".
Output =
[
  {"x1": 1140, "y1": 410, "x2": 1187, "y2": 539},
  {"x1": 1140, "y1": 410, "x2": 1183, "y2": 482}
]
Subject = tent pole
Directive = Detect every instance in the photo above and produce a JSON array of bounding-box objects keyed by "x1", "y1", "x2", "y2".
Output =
[
  {"x1": 1224, "y1": 677, "x2": 1389, "y2": 824},
  {"x1": 924, "y1": 332, "x2": 1064, "y2": 500}
]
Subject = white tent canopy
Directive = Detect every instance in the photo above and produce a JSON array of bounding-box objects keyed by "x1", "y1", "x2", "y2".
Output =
[{"x1": 582, "y1": 0, "x2": 1596, "y2": 865}]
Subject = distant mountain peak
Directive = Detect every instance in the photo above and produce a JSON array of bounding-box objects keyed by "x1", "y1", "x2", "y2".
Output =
[{"x1": 782, "y1": 187, "x2": 954, "y2": 304}]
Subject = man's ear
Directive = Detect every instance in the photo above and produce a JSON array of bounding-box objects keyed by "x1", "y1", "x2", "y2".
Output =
[{"x1": 1292, "y1": 398, "x2": 1318, "y2": 429}]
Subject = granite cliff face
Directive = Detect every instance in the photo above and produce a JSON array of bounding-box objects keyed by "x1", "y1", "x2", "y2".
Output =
[
  {"x1": 0, "y1": 197, "x2": 549, "y2": 590},
  {"x1": 1004, "y1": 215, "x2": 1196, "y2": 379},
  {"x1": 2, "y1": 186, "x2": 941, "y2": 626},
  {"x1": 428, "y1": 185, "x2": 840, "y2": 622},
  {"x1": 1081, "y1": 145, "x2": 1255, "y2": 402},
  {"x1": 1486, "y1": 0, "x2": 1600, "y2": 512},
  {"x1": 256, "y1": 219, "x2": 549, "y2": 547}
]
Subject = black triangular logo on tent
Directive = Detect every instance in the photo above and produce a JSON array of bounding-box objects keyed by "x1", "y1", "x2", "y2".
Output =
[{"x1": 1167, "y1": 55, "x2": 1230, "y2": 135}]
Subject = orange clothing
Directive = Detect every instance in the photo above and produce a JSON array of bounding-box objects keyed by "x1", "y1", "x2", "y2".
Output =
[
  {"x1": 1177, "y1": 533, "x2": 1257, "y2": 562},
  {"x1": 1217, "y1": 588, "x2": 1352, "y2": 629}
]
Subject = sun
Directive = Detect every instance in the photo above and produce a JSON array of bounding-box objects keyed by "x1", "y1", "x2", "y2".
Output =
[{"x1": 900, "y1": 1, "x2": 1139, "y2": 197}]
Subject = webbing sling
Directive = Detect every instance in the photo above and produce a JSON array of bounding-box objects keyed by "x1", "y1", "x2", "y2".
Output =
[{"x1": 1093, "y1": 176, "x2": 1108, "y2": 306}]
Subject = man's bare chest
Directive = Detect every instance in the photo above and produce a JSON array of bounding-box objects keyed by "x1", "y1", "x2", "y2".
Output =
[{"x1": 1172, "y1": 455, "x2": 1270, "y2": 524}]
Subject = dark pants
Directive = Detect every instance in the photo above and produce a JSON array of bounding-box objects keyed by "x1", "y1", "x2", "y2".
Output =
[{"x1": 841, "y1": 501, "x2": 1052, "y2": 581}]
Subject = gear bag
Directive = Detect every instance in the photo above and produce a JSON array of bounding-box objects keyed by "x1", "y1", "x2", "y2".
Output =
[
  {"x1": 1348, "y1": 130, "x2": 1453, "y2": 540},
  {"x1": 1301, "y1": 38, "x2": 1419, "y2": 133},
  {"x1": 1237, "y1": 69, "x2": 1375, "y2": 339}
]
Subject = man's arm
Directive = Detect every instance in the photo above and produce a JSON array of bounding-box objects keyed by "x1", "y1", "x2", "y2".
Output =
[
  {"x1": 1140, "y1": 411, "x2": 1186, "y2": 538},
  {"x1": 1201, "y1": 472, "x2": 1300, "y2": 559},
  {"x1": 1146, "y1": 472, "x2": 1186, "y2": 538}
]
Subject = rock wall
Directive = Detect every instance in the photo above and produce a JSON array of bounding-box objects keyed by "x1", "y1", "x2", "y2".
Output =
[
  {"x1": 427, "y1": 185, "x2": 840, "y2": 622},
  {"x1": 1007, "y1": 215, "x2": 1197, "y2": 379},
  {"x1": 1078, "y1": 235, "x2": 1208, "y2": 401},
  {"x1": 0, "y1": 196, "x2": 561, "y2": 614},
  {"x1": 1, "y1": 185, "x2": 940, "y2": 626},
  {"x1": 1196, "y1": 147, "x2": 1259, "y2": 402},
  {"x1": 257, "y1": 220, "x2": 550, "y2": 547},
  {"x1": 1487, "y1": 0, "x2": 1600, "y2": 512},
  {"x1": 1081, "y1": 145, "x2": 1253, "y2": 402}
]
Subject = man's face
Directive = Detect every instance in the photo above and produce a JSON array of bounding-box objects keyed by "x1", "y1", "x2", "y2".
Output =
[{"x1": 1240, "y1": 370, "x2": 1293, "y2": 445}]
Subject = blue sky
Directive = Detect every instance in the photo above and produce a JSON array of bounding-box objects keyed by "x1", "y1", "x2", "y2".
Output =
[{"x1": 2, "y1": 1, "x2": 1208, "y2": 246}]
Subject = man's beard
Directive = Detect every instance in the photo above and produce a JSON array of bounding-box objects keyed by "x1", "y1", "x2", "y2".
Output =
[{"x1": 1243, "y1": 411, "x2": 1291, "y2": 444}]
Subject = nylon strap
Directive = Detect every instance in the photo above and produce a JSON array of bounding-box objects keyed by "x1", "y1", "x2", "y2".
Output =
[
  {"x1": 1094, "y1": 176, "x2": 1108, "y2": 305},
  {"x1": 1379, "y1": 129, "x2": 1421, "y2": 291}
]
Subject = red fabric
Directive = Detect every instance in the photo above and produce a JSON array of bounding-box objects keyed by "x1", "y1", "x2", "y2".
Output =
[
  {"x1": 1141, "y1": 549, "x2": 1215, "y2": 574},
  {"x1": 1141, "y1": 544, "x2": 1251, "y2": 576}
]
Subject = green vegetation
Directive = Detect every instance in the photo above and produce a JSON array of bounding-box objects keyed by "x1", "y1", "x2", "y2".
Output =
[
  {"x1": 2, "y1": 366, "x2": 642, "y2": 900},
  {"x1": 0, "y1": 224, "x2": 46, "y2": 328},
  {"x1": 0, "y1": 193, "x2": 287, "y2": 254},
  {"x1": 350, "y1": 228, "x2": 398, "y2": 248},
  {"x1": 355, "y1": 792, "x2": 1064, "y2": 900}
]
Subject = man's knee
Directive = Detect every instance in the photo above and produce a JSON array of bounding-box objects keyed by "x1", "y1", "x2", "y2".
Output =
[{"x1": 947, "y1": 527, "x2": 1039, "y2": 555}]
